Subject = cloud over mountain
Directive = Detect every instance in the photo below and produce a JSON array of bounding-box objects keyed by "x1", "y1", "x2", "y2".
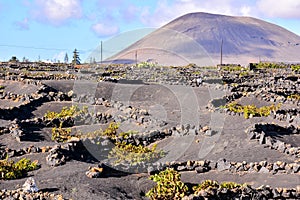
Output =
[{"x1": 31, "y1": 0, "x2": 82, "y2": 26}]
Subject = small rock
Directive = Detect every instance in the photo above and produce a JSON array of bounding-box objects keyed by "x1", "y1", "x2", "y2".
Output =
[
  {"x1": 216, "y1": 158, "x2": 230, "y2": 172},
  {"x1": 177, "y1": 165, "x2": 187, "y2": 171},
  {"x1": 204, "y1": 130, "x2": 212, "y2": 136},
  {"x1": 259, "y1": 166, "x2": 269, "y2": 173},
  {"x1": 259, "y1": 132, "x2": 265, "y2": 144},
  {"x1": 22, "y1": 178, "x2": 38, "y2": 193},
  {"x1": 86, "y1": 167, "x2": 103, "y2": 178},
  {"x1": 195, "y1": 166, "x2": 206, "y2": 173},
  {"x1": 201, "y1": 126, "x2": 210, "y2": 132}
]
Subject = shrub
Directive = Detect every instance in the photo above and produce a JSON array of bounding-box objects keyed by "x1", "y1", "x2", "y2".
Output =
[
  {"x1": 0, "y1": 158, "x2": 39, "y2": 180},
  {"x1": 51, "y1": 123, "x2": 72, "y2": 142},
  {"x1": 101, "y1": 122, "x2": 119, "y2": 139},
  {"x1": 118, "y1": 130, "x2": 138, "y2": 139},
  {"x1": 287, "y1": 94, "x2": 300, "y2": 100},
  {"x1": 137, "y1": 61, "x2": 157, "y2": 68},
  {"x1": 193, "y1": 180, "x2": 219, "y2": 195},
  {"x1": 223, "y1": 102, "x2": 281, "y2": 119},
  {"x1": 220, "y1": 181, "x2": 242, "y2": 189},
  {"x1": 108, "y1": 142, "x2": 164, "y2": 165},
  {"x1": 291, "y1": 65, "x2": 300, "y2": 72},
  {"x1": 193, "y1": 180, "x2": 242, "y2": 195},
  {"x1": 254, "y1": 62, "x2": 287, "y2": 69},
  {"x1": 221, "y1": 65, "x2": 246, "y2": 72},
  {"x1": 146, "y1": 168, "x2": 188, "y2": 200},
  {"x1": 44, "y1": 105, "x2": 88, "y2": 120},
  {"x1": 0, "y1": 85, "x2": 5, "y2": 90}
]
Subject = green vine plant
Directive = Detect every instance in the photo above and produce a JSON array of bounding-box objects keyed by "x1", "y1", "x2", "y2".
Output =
[
  {"x1": 220, "y1": 181, "x2": 242, "y2": 189},
  {"x1": 101, "y1": 122, "x2": 119, "y2": 139},
  {"x1": 287, "y1": 94, "x2": 300, "y2": 100},
  {"x1": 193, "y1": 180, "x2": 243, "y2": 196},
  {"x1": 50, "y1": 122, "x2": 119, "y2": 143},
  {"x1": 49, "y1": 121, "x2": 165, "y2": 165},
  {"x1": 291, "y1": 65, "x2": 300, "y2": 72},
  {"x1": 192, "y1": 180, "x2": 219, "y2": 192},
  {"x1": 146, "y1": 168, "x2": 188, "y2": 200},
  {"x1": 221, "y1": 65, "x2": 247, "y2": 72},
  {"x1": 145, "y1": 168, "x2": 254, "y2": 199},
  {"x1": 44, "y1": 105, "x2": 88, "y2": 120},
  {"x1": 118, "y1": 130, "x2": 139, "y2": 139},
  {"x1": 51, "y1": 123, "x2": 72, "y2": 142},
  {"x1": 0, "y1": 158, "x2": 39, "y2": 180},
  {"x1": 101, "y1": 122, "x2": 165, "y2": 166},
  {"x1": 0, "y1": 85, "x2": 5, "y2": 94},
  {"x1": 108, "y1": 142, "x2": 164, "y2": 166},
  {"x1": 253, "y1": 62, "x2": 287, "y2": 69},
  {"x1": 222, "y1": 101, "x2": 281, "y2": 119}
]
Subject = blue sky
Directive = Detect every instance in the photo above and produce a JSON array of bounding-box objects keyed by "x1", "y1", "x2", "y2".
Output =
[{"x1": 0, "y1": 0, "x2": 299, "y2": 62}]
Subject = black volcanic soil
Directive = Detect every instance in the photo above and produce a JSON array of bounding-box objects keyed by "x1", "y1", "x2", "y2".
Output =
[{"x1": 0, "y1": 75, "x2": 299, "y2": 199}]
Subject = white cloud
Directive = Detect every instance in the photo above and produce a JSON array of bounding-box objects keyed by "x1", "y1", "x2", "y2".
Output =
[
  {"x1": 240, "y1": 6, "x2": 252, "y2": 16},
  {"x1": 32, "y1": 0, "x2": 82, "y2": 26},
  {"x1": 15, "y1": 18, "x2": 30, "y2": 30},
  {"x1": 121, "y1": 5, "x2": 140, "y2": 22},
  {"x1": 91, "y1": 22, "x2": 119, "y2": 37},
  {"x1": 257, "y1": 0, "x2": 300, "y2": 19},
  {"x1": 140, "y1": 0, "x2": 243, "y2": 27}
]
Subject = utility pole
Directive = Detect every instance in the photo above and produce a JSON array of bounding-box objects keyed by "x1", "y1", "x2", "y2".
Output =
[
  {"x1": 135, "y1": 50, "x2": 137, "y2": 67},
  {"x1": 220, "y1": 39, "x2": 223, "y2": 65},
  {"x1": 100, "y1": 41, "x2": 103, "y2": 65}
]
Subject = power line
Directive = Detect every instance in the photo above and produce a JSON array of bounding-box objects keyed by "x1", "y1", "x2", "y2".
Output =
[
  {"x1": 0, "y1": 44, "x2": 69, "y2": 51},
  {"x1": 0, "y1": 44, "x2": 91, "y2": 53}
]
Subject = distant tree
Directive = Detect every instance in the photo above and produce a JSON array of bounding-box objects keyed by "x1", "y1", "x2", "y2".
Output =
[
  {"x1": 22, "y1": 57, "x2": 29, "y2": 62},
  {"x1": 9, "y1": 56, "x2": 19, "y2": 62},
  {"x1": 89, "y1": 57, "x2": 96, "y2": 64},
  {"x1": 72, "y1": 49, "x2": 80, "y2": 65},
  {"x1": 64, "y1": 53, "x2": 69, "y2": 63}
]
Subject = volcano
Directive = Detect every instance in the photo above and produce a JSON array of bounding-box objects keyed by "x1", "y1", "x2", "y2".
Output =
[{"x1": 108, "y1": 12, "x2": 300, "y2": 66}]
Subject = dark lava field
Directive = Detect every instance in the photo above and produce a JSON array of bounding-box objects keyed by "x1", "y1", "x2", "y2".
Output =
[{"x1": 0, "y1": 62, "x2": 299, "y2": 199}]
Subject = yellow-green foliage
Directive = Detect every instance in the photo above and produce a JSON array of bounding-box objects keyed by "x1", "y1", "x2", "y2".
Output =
[
  {"x1": 193, "y1": 180, "x2": 242, "y2": 195},
  {"x1": 22, "y1": 71, "x2": 47, "y2": 77},
  {"x1": 239, "y1": 71, "x2": 249, "y2": 77},
  {"x1": 291, "y1": 65, "x2": 300, "y2": 72},
  {"x1": 254, "y1": 62, "x2": 286, "y2": 69},
  {"x1": 101, "y1": 122, "x2": 119, "y2": 139},
  {"x1": 202, "y1": 66, "x2": 217, "y2": 70},
  {"x1": 287, "y1": 94, "x2": 300, "y2": 100},
  {"x1": 146, "y1": 168, "x2": 188, "y2": 200},
  {"x1": 220, "y1": 182, "x2": 242, "y2": 189},
  {"x1": 223, "y1": 102, "x2": 281, "y2": 119},
  {"x1": 0, "y1": 158, "x2": 39, "y2": 180},
  {"x1": 0, "y1": 85, "x2": 5, "y2": 90},
  {"x1": 138, "y1": 61, "x2": 157, "y2": 68},
  {"x1": 51, "y1": 124, "x2": 72, "y2": 142},
  {"x1": 118, "y1": 130, "x2": 138, "y2": 139},
  {"x1": 108, "y1": 142, "x2": 164, "y2": 165},
  {"x1": 44, "y1": 105, "x2": 88, "y2": 120},
  {"x1": 222, "y1": 65, "x2": 246, "y2": 72},
  {"x1": 193, "y1": 180, "x2": 219, "y2": 193}
]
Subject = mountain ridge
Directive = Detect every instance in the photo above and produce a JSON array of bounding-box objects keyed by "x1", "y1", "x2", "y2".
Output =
[{"x1": 108, "y1": 12, "x2": 300, "y2": 66}]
